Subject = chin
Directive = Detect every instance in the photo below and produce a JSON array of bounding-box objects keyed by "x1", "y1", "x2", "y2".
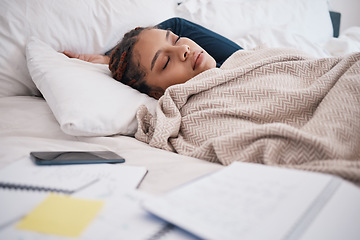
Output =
[
  {"x1": 205, "y1": 59, "x2": 217, "y2": 70},
  {"x1": 206, "y1": 55, "x2": 216, "y2": 69}
]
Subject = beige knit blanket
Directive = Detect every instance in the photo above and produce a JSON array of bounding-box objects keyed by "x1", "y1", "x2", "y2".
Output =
[{"x1": 135, "y1": 47, "x2": 360, "y2": 184}]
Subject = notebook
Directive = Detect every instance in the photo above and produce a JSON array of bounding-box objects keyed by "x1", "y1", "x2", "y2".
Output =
[
  {"x1": 0, "y1": 158, "x2": 148, "y2": 229},
  {"x1": 143, "y1": 162, "x2": 360, "y2": 240},
  {"x1": 0, "y1": 158, "x2": 99, "y2": 194}
]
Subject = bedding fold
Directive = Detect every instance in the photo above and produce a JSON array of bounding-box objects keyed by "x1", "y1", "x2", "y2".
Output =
[{"x1": 135, "y1": 48, "x2": 360, "y2": 184}]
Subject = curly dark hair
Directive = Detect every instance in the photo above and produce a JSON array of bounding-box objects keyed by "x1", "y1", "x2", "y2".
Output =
[{"x1": 109, "y1": 27, "x2": 162, "y2": 98}]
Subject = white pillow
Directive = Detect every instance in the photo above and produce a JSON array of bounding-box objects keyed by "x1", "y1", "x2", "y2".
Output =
[
  {"x1": 26, "y1": 37, "x2": 157, "y2": 137},
  {"x1": 176, "y1": 0, "x2": 333, "y2": 44},
  {"x1": 0, "y1": 0, "x2": 178, "y2": 97}
]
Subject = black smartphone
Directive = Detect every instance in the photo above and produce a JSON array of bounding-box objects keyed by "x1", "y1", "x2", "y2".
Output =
[{"x1": 30, "y1": 151, "x2": 125, "y2": 165}]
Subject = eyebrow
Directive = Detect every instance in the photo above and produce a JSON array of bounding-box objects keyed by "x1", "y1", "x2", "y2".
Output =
[{"x1": 151, "y1": 30, "x2": 170, "y2": 71}]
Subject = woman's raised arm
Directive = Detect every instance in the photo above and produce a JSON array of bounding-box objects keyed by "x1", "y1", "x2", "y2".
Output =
[{"x1": 63, "y1": 51, "x2": 110, "y2": 64}]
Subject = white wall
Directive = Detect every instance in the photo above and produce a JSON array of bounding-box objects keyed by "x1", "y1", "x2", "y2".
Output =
[{"x1": 328, "y1": 0, "x2": 360, "y2": 33}]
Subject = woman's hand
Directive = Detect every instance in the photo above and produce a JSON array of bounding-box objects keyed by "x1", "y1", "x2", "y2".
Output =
[{"x1": 63, "y1": 51, "x2": 110, "y2": 64}]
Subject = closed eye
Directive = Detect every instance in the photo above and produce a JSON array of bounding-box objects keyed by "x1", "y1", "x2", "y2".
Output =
[
  {"x1": 175, "y1": 35, "x2": 181, "y2": 44},
  {"x1": 163, "y1": 35, "x2": 181, "y2": 70},
  {"x1": 163, "y1": 57, "x2": 170, "y2": 70}
]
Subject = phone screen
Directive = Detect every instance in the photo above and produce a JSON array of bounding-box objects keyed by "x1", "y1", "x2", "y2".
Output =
[{"x1": 30, "y1": 151, "x2": 125, "y2": 165}]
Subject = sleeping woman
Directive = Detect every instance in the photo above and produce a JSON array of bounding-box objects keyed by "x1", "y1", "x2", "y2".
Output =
[
  {"x1": 64, "y1": 18, "x2": 360, "y2": 185},
  {"x1": 64, "y1": 17, "x2": 242, "y2": 99}
]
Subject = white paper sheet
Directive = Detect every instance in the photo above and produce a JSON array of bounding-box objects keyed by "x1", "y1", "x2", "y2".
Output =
[{"x1": 143, "y1": 162, "x2": 339, "y2": 240}]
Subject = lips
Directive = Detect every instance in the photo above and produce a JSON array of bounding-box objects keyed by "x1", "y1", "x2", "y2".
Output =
[{"x1": 192, "y1": 50, "x2": 203, "y2": 70}]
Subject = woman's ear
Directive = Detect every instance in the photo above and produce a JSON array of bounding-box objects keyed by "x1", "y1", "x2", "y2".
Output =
[{"x1": 148, "y1": 89, "x2": 164, "y2": 100}]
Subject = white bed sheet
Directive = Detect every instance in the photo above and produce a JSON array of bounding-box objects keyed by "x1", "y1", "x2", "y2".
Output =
[
  {"x1": 235, "y1": 26, "x2": 360, "y2": 58},
  {"x1": 0, "y1": 96, "x2": 222, "y2": 194}
]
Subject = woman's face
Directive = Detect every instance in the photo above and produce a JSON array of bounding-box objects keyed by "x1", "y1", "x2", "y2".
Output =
[{"x1": 132, "y1": 28, "x2": 216, "y2": 97}]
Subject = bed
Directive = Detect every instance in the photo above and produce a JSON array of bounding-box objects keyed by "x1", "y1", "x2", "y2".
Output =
[{"x1": 1, "y1": 0, "x2": 360, "y2": 238}]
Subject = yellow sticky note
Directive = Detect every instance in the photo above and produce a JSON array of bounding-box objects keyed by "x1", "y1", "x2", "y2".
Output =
[{"x1": 17, "y1": 194, "x2": 103, "y2": 237}]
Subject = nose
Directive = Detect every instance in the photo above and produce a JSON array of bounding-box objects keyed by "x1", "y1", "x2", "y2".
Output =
[{"x1": 177, "y1": 44, "x2": 190, "y2": 61}]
